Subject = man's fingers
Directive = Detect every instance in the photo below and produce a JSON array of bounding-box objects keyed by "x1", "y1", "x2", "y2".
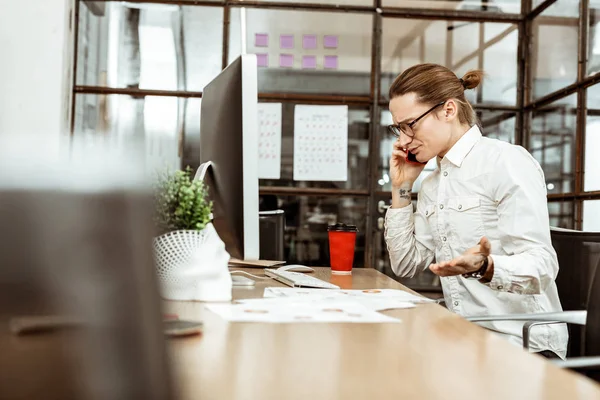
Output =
[
  {"x1": 429, "y1": 261, "x2": 467, "y2": 276},
  {"x1": 393, "y1": 140, "x2": 405, "y2": 150},
  {"x1": 479, "y1": 236, "x2": 492, "y2": 254}
]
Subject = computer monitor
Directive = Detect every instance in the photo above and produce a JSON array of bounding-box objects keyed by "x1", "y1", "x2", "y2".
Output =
[{"x1": 196, "y1": 54, "x2": 259, "y2": 260}]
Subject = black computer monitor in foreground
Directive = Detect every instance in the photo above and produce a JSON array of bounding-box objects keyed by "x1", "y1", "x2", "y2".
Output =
[{"x1": 197, "y1": 54, "x2": 260, "y2": 260}]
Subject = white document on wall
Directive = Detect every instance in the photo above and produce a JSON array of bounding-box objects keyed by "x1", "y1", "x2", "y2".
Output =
[
  {"x1": 293, "y1": 105, "x2": 348, "y2": 181},
  {"x1": 257, "y1": 103, "x2": 282, "y2": 179}
]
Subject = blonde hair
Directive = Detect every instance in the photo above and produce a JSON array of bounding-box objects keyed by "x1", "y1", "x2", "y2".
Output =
[{"x1": 388, "y1": 63, "x2": 484, "y2": 126}]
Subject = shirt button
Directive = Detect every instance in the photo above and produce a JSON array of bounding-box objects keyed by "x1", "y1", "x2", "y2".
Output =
[
  {"x1": 439, "y1": 204, "x2": 444, "y2": 210},
  {"x1": 443, "y1": 171, "x2": 448, "y2": 177},
  {"x1": 498, "y1": 286, "x2": 503, "y2": 290},
  {"x1": 454, "y1": 301, "x2": 459, "y2": 306},
  {"x1": 425, "y1": 211, "x2": 429, "y2": 215},
  {"x1": 458, "y1": 205, "x2": 462, "y2": 210},
  {"x1": 442, "y1": 236, "x2": 447, "y2": 242}
]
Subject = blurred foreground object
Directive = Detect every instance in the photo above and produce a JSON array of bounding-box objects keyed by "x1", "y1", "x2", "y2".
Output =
[{"x1": 0, "y1": 134, "x2": 175, "y2": 400}]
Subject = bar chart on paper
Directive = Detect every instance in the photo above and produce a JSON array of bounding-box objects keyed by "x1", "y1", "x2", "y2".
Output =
[
  {"x1": 258, "y1": 103, "x2": 282, "y2": 179},
  {"x1": 293, "y1": 105, "x2": 348, "y2": 181}
]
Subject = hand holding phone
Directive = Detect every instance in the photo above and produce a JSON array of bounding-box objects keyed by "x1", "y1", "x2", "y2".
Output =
[
  {"x1": 406, "y1": 150, "x2": 427, "y2": 165},
  {"x1": 390, "y1": 141, "x2": 428, "y2": 188}
]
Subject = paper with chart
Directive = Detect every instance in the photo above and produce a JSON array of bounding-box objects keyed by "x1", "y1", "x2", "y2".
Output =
[
  {"x1": 293, "y1": 105, "x2": 348, "y2": 181},
  {"x1": 238, "y1": 291, "x2": 415, "y2": 312},
  {"x1": 263, "y1": 287, "x2": 433, "y2": 309},
  {"x1": 205, "y1": 298, "x2": 400, "y2": 323},
  {"x1": 258, "y1": 103, "x2": 282, "y2": 179}
]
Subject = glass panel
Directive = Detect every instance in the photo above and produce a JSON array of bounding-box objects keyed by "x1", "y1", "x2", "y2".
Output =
[
  {"x1": 229, "y1": 9, "x2": 372, "y2": 95},
  {"x1": 265, "y1": 195, "x2": 367, "y2": 267},
  {"x1": 533, "y1": 0, "x2": 580, "y2": 17},
  {"x1": 589, "y1": 6, "x2": 600, "y2": 75},
  {"x1": 260, "y1": 104, "x2": 370, "y2": 190},
  {"x1": 77, "y1": 2, "x2": 223, "y2": 92},
  {"x1": 382, "y1": 0, "x2": 521, "y2": 13},
  {"x1": 531, "y1": 0, "x2": 580, "y2": 100},
  {"x1": 478, "y1": 110, "x2": 516, "y2": 143},
  {"x1": 586, "y1": 84, "x2": 600, "y2": 191},
  {"x1": 381, "y1": 19, "x2": 518, "y2": 105},
  {"x1": 584, "y1": 200, "x2": 600, "y2": 231},
  {"x1": 529, "y1": 94, "x2": 577, "y2": 195},
  {"x1": 73, "y1": 93, "x2": 200, "y2": 170},
  {"x1": 548, "y1": 201, "x2": 575, "y2": 229}
]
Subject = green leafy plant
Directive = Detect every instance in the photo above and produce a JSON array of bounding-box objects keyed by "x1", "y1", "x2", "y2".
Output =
[{"x1": 155, "y1": 167, "x2": 212, "y2": 234}]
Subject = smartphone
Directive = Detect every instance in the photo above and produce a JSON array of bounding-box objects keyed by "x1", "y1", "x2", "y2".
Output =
[
  {"x1": 164, "y1": 319, "x2": 203, "y2": 337},
  {"x1": 407, "y1": 151, "x2": 427, "y2": 165}
]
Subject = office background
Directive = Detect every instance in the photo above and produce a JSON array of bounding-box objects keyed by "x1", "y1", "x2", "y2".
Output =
[{"x1": 66, "y1": 0, "x2": 600, "y2": 293}]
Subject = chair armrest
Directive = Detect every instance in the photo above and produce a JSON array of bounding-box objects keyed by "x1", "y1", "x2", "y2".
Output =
[
  {"x1": 552, "y1": 357, "x2": 600, "y2": 370},
  {"x1": 466, "y1": 310, "x2": 587, "y2": 325},
  {"x1": 523, "y1": 321, "x2": 565, "y2": 350}
]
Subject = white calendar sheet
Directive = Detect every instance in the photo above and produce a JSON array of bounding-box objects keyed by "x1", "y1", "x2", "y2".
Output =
[
  {"x1": 258, "y1": 103, "x2": 282, "y2": 179},
  {"x1": 293, "y1": 105, "x2": 348, "y2": 181}
]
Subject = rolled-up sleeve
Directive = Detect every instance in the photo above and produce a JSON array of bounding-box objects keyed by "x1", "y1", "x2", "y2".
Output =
[
  {"x1": 384, "y1": 202, "x2": 435, "y2": 278},
  {"x1": 486, "y1": 146, "x2": 559, "y2": 295}
]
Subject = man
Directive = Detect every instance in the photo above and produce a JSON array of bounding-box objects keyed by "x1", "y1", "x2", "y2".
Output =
[{"x1": 384, "y1": 63, "x2": 568, "y2": 358}]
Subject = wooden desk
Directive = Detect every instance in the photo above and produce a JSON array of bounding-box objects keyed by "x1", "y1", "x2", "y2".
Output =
[{"x1": 164, "y1": 268, "x2": 600, "y2": 400}]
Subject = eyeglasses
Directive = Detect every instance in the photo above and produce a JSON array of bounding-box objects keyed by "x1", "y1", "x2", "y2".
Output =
[{"x1": 387, "y1": 101, "x2": 446, "y2": 140}]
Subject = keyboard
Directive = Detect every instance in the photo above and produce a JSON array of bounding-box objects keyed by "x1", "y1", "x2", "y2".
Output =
[{"x1": 264, "y1": 269, "x2": 340, "y2": 289}]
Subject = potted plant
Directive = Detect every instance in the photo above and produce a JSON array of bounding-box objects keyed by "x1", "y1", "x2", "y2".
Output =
[
  {"x1": 153, "y1": 167, "x2": 232, "y2": 301},
  {"x1": 154, "y1": 167, "x2": 212, "y2": 235}
]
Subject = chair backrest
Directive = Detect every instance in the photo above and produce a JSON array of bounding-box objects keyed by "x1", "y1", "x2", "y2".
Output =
[
  {"x1": 586, "y1": 252, "x2": 600, "y2": 357},
  {"x1": 551, "y1": 227, "x2": 600, "y2": 357}
]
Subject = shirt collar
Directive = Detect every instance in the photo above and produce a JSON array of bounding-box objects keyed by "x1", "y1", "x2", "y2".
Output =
[{"x1": 438, "y1": 125, "x2": 482, "y2": 168}]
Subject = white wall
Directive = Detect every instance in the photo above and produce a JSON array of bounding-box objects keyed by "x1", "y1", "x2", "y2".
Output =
[{"x1": 0, "y1": 0, "x2": 74, "y2": 136}]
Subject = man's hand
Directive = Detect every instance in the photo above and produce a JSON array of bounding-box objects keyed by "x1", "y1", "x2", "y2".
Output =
[{"x1": 429, "y1": 237, "x2": 494, "y2": 280}]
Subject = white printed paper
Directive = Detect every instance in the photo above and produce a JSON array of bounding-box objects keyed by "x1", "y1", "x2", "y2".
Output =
[
  {"x1": 238, "y1": 292, "x2": 415, "y2": 312},
  {"x1": 258, "y1": 103, "x2": 282, "y2": 179},
  {"x1": 263, "y1": 287, "x2": 433, "y2": 306},
  {"x1": 205, "y1": 299, "x2": 400, "y2": 324},
  {"x1": 293, "y1": 105, "x2": 348, "y2": 181}
]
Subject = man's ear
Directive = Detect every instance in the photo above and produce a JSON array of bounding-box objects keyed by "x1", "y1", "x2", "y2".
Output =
[{"x1": 444, "y1": 100, "x2": 459, "y2": 121}]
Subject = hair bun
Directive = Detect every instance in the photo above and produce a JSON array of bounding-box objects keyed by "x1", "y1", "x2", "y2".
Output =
[{"x1": 460, "y1": 70, "x2": 484, "y2": 90}]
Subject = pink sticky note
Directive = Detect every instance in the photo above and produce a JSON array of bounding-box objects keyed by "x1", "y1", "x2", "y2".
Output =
[
  {"x1": 302, "y1": 55, "x2": 316, "y2": 69},
  {"x1": 324, "y1": 35, "x2": 338, "y2": 49},
  {"x1": 324, "y1": 55, "x2": 338, "y2": 69},
  {"x1": 279, "y1": 54, "x2": 293, "y2": 68},
  {"x1": 303, "y1": 34, "x2": 317, "y2": 49},
  {"x1": 280, "y1": 34, "x2": 294, "y2": 49},
  {"x1": 255, "y1": 33, "x2": 268, "y2": 47},
  {"x1": 256, "y1": 53, "x2": 268, "y2": 67}
]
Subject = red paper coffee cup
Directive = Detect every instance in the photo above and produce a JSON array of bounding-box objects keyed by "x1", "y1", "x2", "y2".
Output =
[{"x1": 328, "y1": 223, "x2": 358, "y2": 275}]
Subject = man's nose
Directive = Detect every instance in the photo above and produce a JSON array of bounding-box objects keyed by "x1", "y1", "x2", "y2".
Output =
[{"x1": 398, "y1": 132, "x2": 412, "y2": 148}]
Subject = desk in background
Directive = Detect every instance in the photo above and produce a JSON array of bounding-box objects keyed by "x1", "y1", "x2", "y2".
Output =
[{"x1": 165, "y1": 268, "x2": 600, "y2": 400}]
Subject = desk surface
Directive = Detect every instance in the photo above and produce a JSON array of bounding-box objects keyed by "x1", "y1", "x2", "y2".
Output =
[{"x1": 165, "y1": 267, "x2": 600, "y2": 400}]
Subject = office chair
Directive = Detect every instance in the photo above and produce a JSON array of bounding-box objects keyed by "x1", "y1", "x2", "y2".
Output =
[
  {"x1": 466, "y1": 229, "x2": 600, "y2": 381},
  {"x1": 467, "y1": 227, "x2": 600, "y2": 358}
]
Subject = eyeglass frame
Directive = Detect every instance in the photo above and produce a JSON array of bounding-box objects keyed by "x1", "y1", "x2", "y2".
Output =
[{"x1": 387, "y1": 100, "x2": 446, "y2": 140}]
